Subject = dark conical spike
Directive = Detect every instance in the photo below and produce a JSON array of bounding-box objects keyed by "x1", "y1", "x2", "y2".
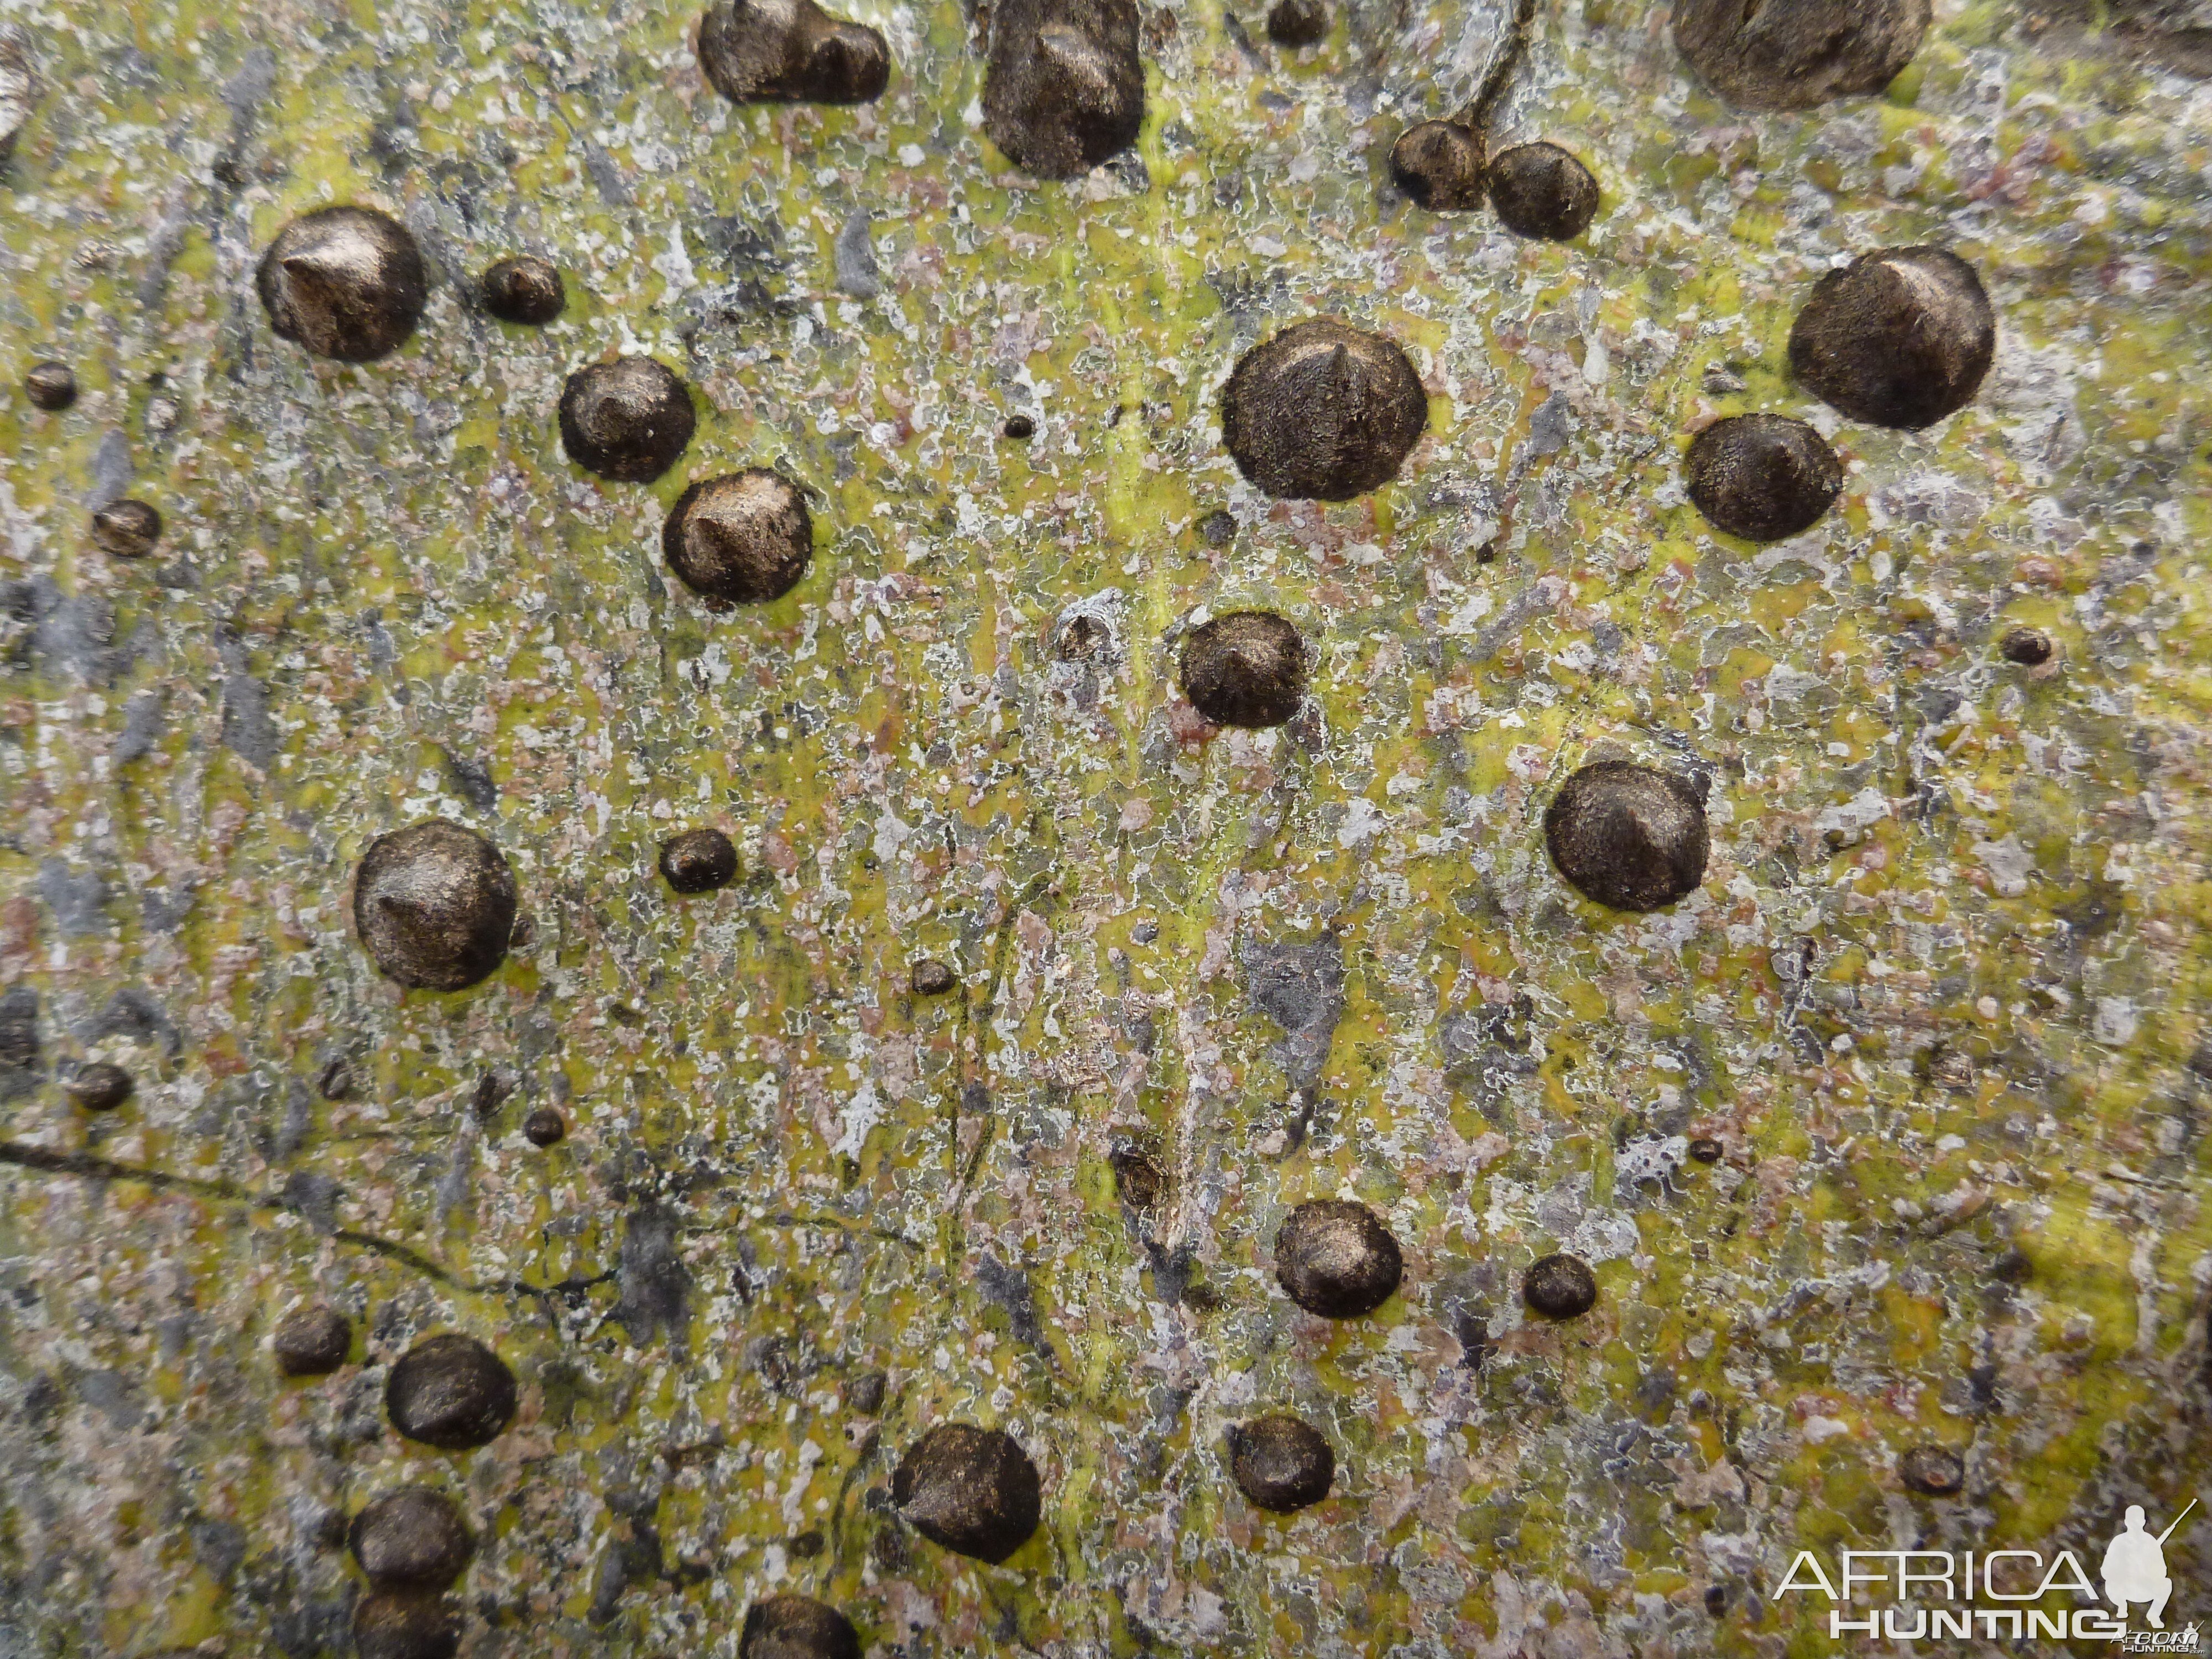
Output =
[
  {"x1": 256, "y1": 205, "x2": 426, "y2": 361},
  {"x1": 1220, "y1": 319, "x2": 1426, "y2": 501},
  {"x1": 980, "y1": 0, "x2": 1143, "y2": 178}
]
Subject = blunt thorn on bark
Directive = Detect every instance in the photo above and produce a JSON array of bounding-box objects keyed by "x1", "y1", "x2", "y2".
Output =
[
  {"x1": 660, "y1": 827, "x2": 740, "y2": 893},
  {"x1": 1674, "y1": 0, "x2": 1929, "y2": 112},
  {"x1": 1787, "y1": 247, "x2": 1995, "y2": 431},
  {"x1": 1522, "y1": 1251, "x2": 1598, "y2": 1318},
  {"x1": 980, "y1": 0, "x2": 1144, "y2": 179},
  {"x1": 1266, "y1": 0, "x2": 1327, "y2": 48},
  {"x1": 255, "y1": 206, "x2": 427, "y2": 363},
  {"x1": 1899, "y1": 1444, "x2": 1965, "y2": 1496},
  {"x1": 1109, "y1": 1144, "x2": 1164, "y2": 1212},
  {"x1": 700, "y1": 0, "x2": 891, "y2": 104},
  {"x1": 1180, "y1": 611, "x2": 1308, "y2": 729},
  {"x1": 1274, "y1": 1199, "x2": 1403, "y2": 1318},
  {"x1": 25, "y1": 360, "x2": 75, "y2": 410},
  {"x1": 1221, "y1": 318, "x2": 1427, "y2": 500},
  {"x1": 384, "y1": 1334, "x2": 518, "y2": 1451},
  {"x1": 1543, "y1": 761, "x2": 1710, "y2": 912},
  {"x1": 1487, "y1": 141, "x2": 1600, "y2": 240},
  {"x1": 739, "y1": 1594, "x2": 864, "y2": 1659},
  {"x1": 1228, "y1": 1415, "x2": 1335, "y2": 1511},
  {"x1": 90, "y1": 499, "x2": 162, "y2": 559},
  {"x1": 349, "y1": 1487, "x2": 476, "y2": 1591},
  {"x1": 910, "y1": 958, "x2": 957, "y2": 996},
  {"x1": 273, "y1": 1305, "x2": 353, "y2": 1376},
  {"x1": 480, "y1": 256, "x2": 565, "y2": 324},
  {"x1": 662, "y1": 471, "x2": 812, "y2": 604},
  {"x1": 64, "y1": 1061, "x2": 132, "y2": 1111},
  {"x1": 353, "y1": 820, "x2": 518, "y2": 992},
  {"x1": 1685, "y1": 414, "x2": 1843, "y2": 542},
  {"x1": 1390, "y1": 119, "x2": 1485, "y2": 211},
  {"x1": 2001, "y1": 627, "x2": 2053, "y2": 666},
  {"x1": 559, "y1": 357, "x2": 697, "y2": 483},
  {"x1": 351, "y1": 1590, "x2": 462, "y2": 1659},
  {"x1": 891, "y1": 1423, "x2": 1042, "y2": 1563}
]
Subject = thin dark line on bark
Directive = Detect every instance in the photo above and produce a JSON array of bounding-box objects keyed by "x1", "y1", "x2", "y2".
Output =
[
  {"x1": 1454, "y1": 0, "x2": 1540, "y2": 137},
  {"x1": 0, "y1": 1139, "x2": 588, "y2": 1302},
  {"x1": 1432, "y1": 0, "x2": 1540, "y2": 177}
]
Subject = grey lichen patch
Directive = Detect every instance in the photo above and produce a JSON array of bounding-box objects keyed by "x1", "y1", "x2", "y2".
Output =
[
  {"x1": 0, "y1": 987, "x2": 42, "y2": 1101},
  {"x1": 218, "y1": 656, "x2": 279, "y2": 769},
  {"x1": 35, "y1": 857, "x2": 107, "y2": 937},
  {"x1": 611, "y1": 1202, "x2": 695, "y2": 1348},
  {"x1": 975, "y1": 1250, "x2": 1053, "y2": 1360},
  {"x1": 831, "y1": 210, "x2": 880, "y2": 299},
  {"x1": 1241, "y1": 930, "x2": 1345, "y2": 1095}
]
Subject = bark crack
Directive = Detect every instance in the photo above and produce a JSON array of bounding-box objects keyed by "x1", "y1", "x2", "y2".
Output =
[
  {"x1": 0, "y1": 1138, "x2": 595, "y2": 1310},
  {"x1": 1453, "y1": 0, "x2": 1540, "y2": 143}
]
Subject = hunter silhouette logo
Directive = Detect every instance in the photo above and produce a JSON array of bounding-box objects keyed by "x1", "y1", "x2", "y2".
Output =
[
  {"x1": 2104, "y1": 1501, "x2": 2192, "y2": 1631},
  {"x1": 1778, "y1": 1496, "x2": 2200, "y2": 1645}
]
